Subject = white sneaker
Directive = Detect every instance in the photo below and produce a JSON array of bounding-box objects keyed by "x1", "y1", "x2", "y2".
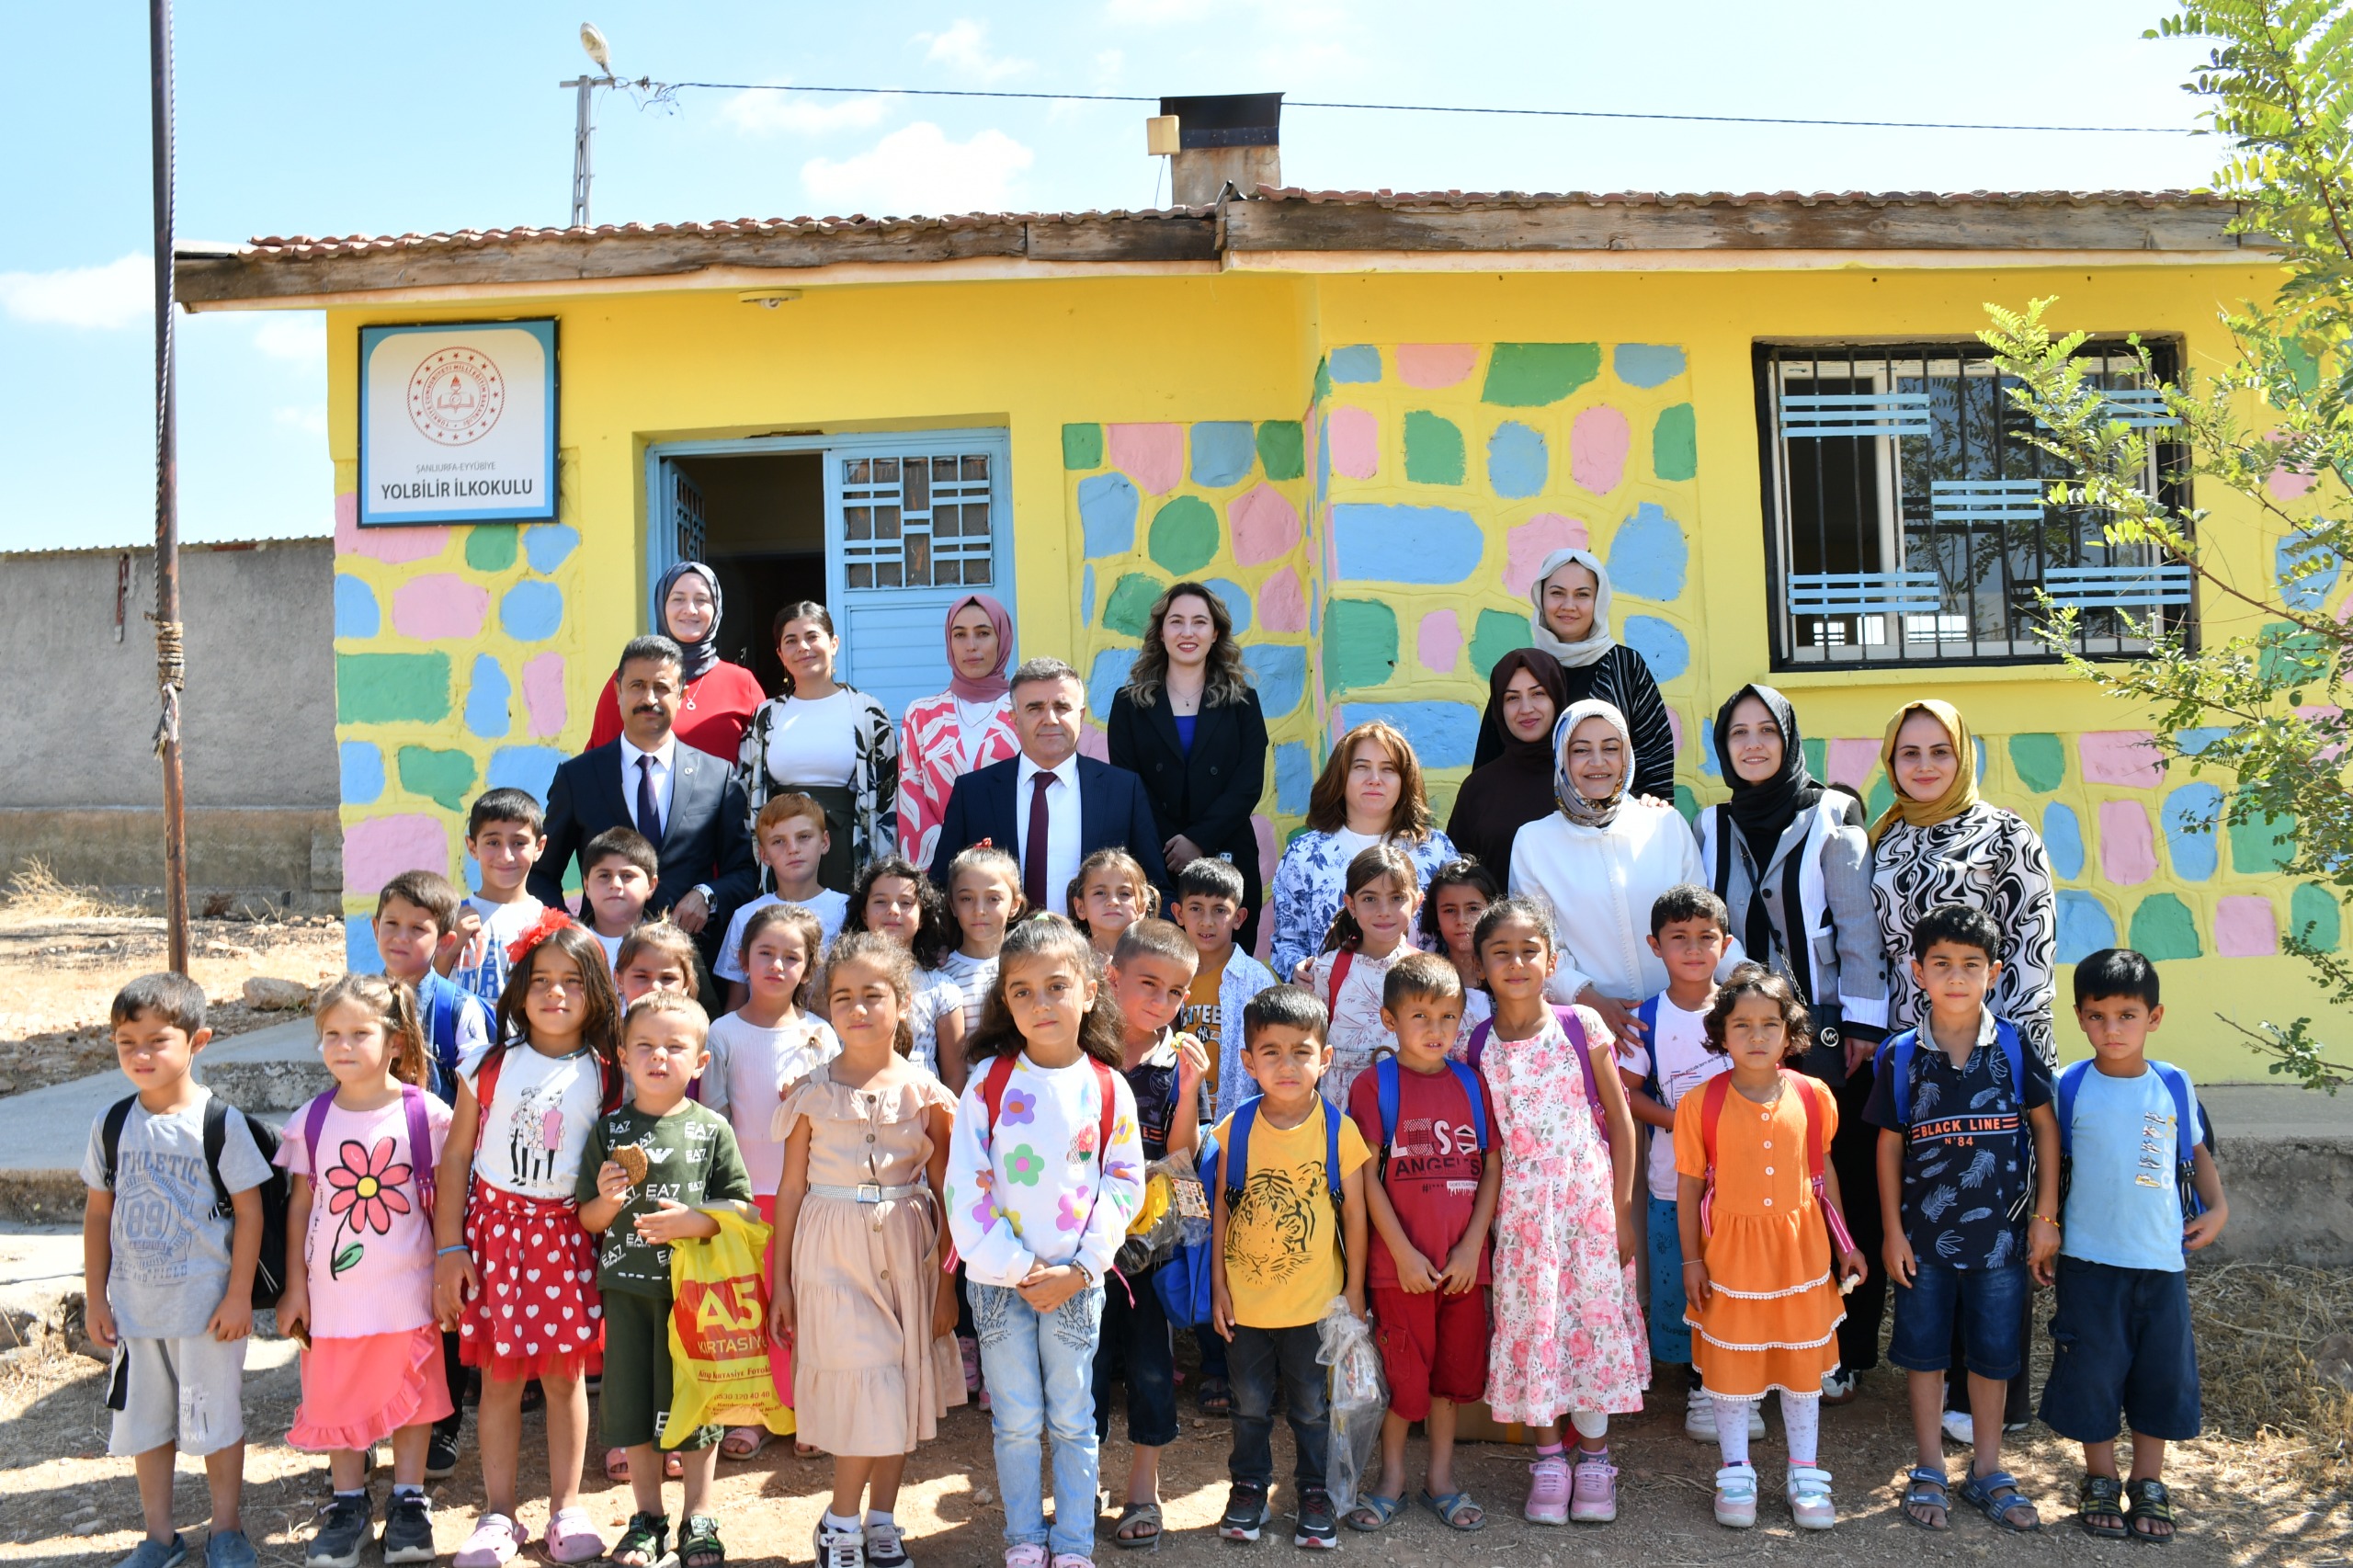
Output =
[
  {"x1": 1684, "y1": 1389, "x2": 1719, "y2": 1440},
  {"x1": 1941, "y1": 1411, "x2": 1974, "y2": 1446},
  {"x1": 1713, "y1": 1464, "x2": 1757, "y2": 1528},
  {"x1": 1787, "y1": 1464, "x2": 1836, "y2": 1529},
  {"x1": 1821, "y1": 1367, "x2": 1859, "y2": 1403}
]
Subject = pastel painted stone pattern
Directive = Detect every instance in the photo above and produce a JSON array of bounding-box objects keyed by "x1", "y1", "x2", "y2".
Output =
[
  {"x1": 2097, "y1": 801, "x2": 2157, "y2": 885},
  {"x1": 2213, "y1": 896, "x2": 2279, "y2": 957},
  {"x1": 1108, "y1": 424, "x2": 1186, "y2": 495},
  {"x1": 1570, "y1": 405, "x2": 1631, "y2": 495},
  {"x1": 2078, "y1": 730, "x2": 2165, "y2": 789},
  {"x1": 1418, "y1": 608, "x2": 1462, "y2": 675},
  {"x1": 1396, "y1": 344, "x2": 1479, "y2": 389},
  {"x1": 392, "y1": 574, "x2": 491, "y2": 641}
]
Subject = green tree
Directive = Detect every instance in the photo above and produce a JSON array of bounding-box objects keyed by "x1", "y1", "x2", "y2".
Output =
[{"x1": 1980, "y1": 0, "x2": 2353, "y2": 1089}]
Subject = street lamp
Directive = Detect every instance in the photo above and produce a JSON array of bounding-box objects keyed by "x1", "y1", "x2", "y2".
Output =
[{"x1": 563, "y1": 23, "x2": 616, "y2": 227}]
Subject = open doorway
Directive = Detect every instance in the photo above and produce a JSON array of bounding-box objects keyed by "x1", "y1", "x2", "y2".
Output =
[{"x1": 670, "y1": 452, "x2": 824, "y2": 697}]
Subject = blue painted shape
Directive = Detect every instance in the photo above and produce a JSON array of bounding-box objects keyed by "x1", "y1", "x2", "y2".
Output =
[
  {"x1": 2163, "y1": 781, "x2": 2223, "y2": 881},
  {"x1": 1309, "y1": 584, "x2": 1322, "y2": 637},
  {"x1": 2055, "y1": 891, "x2": 2118, "y2": 964},
  {"x1": 1486, "y1": 421, "x2": 1547, "y2": 499},
  {"x1": 1203, "y1": 576, "x2": 1253, "y2": 635},
  {"x1": 1328, "y1": 346, "x2": 1382, "y2": 383},
  {"x1": 345, "y1": 915, "x2": 383, "y2": 973},
  {"x1": 1698, "y1": 737, "x2": 1720, "y2": 778},
  {"x1": 1606, "y1": 503, "x2": 1688, "y2": 601},
  {"x1": 334, "y1": 574, "x2": 380, "y2": 639},
  {"x1": 486, "y1": 744, "x2": 567, "y2": 804},
  {"x1": 498, "y1": 580, "x2": 564, "y2": 642},
  {"x1": 524, "y1": 524, "x2": 580, "y2": 574},
  {"x1": 1081, "y1": 563, "x2": 1097, "y2": 628},
  {"x1": 1621, "y1": 615, "x2": 1689, "y2": 682},
  {"x1": 464, "y1": 653, "x2": 512, "y2": 739},
  {"x1": 1332, "y1": 504, "x2": 1483, "y2": 584},
  {"x1": 2176, "y1": 726, "x2": 2227, "y2": 756},
  {"x1": 340, "y1": 741, "x2": 386, "y2": 805},
  {"x1": 1088, "y1": 648, "x2": 1137, "y2": 717},
  {"x1": 1245, "y1": 644, "x2": 1308, "y2": 719},
  {"x1": 2041, "y1": 801, "x2": 2086, "y2": 881},
  {"x1": 2278, "y1": 537, "x2": 2341, "y2": 611},
  {"x1": 1077, "y1": 473, "x2": 1140, "y2": 558},
  {"x1": 1191, "y1": 422, "x2": 1256, "y2": 488},
  {"x1": 1336, "y1": 700, "x2": 1481, "y2": 768},
  {"x1": 1613, "y1": 344, "x2": 1688, "y2": 389},
  {"x1": 1975, "y1": 735, "x2": 1987, "y2": 782},
  {"x1": 1275, "y1": 741, "x2": 1313, "y2": 815},
  {"x1": 1316, "y1": 413, "x2": 1332, "y2": 498},
  {"x1": 464, "y1": 858, "x2": 483, "y2": 894}
]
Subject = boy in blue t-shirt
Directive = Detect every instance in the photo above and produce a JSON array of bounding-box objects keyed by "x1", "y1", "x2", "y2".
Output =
[{"x1": 2039, "y1": 949, "x2": 2226, "y2": 1545}]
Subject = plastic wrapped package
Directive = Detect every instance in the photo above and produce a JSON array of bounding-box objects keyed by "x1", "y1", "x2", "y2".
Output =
[{"x1": 1314, "y1": 1295, "x2": 1387, "y2": 1515}]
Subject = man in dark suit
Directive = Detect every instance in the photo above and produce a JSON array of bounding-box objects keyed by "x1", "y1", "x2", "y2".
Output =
[
  {"x1": 530, "y1": 634, "x2": 758, "y2": 951},
  {"x1": 927, "y1": 655, "x2": 1169, "y2": 915}
]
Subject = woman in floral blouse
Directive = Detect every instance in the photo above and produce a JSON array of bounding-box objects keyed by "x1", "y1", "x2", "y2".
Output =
[
  {"x1": 894, "y1": 594, "x2": 1020, "y2": 869},
  {"x1": 1265, "y1": 720, "x2": 1458, "y2": 983},
  {"x1": 736, "y1": 601, "x2": 897, "y2": 894}
]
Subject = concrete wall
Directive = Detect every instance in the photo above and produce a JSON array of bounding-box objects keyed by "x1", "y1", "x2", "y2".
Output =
[{"x1": 0, "y1": 539, "x2": 341, "y2": 910}]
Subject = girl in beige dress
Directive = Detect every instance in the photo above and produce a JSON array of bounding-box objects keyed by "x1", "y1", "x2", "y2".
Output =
[{"x1": 771, "y1": 931, "x2": 963, "y2": 1568}]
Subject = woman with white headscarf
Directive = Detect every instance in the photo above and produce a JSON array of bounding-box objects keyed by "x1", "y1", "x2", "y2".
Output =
[
  {"x1": 1472, "y1": 549, "x2": 1677, "y2": 801},
  {"x1": 1506, "y1": 700, "x2": 1743, "y2": 1045}
]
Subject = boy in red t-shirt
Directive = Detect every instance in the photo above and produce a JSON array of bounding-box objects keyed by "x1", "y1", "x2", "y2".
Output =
[{"x1": 1342, "y1": 951, "x2": 1502, "y2": 1533}]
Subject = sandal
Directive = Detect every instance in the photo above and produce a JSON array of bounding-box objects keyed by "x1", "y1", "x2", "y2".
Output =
[
  {"x1": 2125, "y1": 1478, "x2": 2177, "y2": 1545},
  {"x1": 604, "y1": 1446, "x2": 631, "y2": 1483},
  {"x1": 608, "y1": 1512, "x2": 668, "y2": 1568},
  {"x1": 1419, "y1": 1489, "x2": 1484, "y2": 1532},
  {"x1": 2077, "y1": 1474, "x2": 2129, "y2": 1540},
  {"x1": 1342, "y1": 1494, "x2": 1403, "y2": 1532},
  {"x1": 1900, "y1": 1467, "x2": 1949, "y2": 1530},
  {"x1": 453, "y1": 1513, "x2": 529, "y2": 1568},
  {"x1": 677, "y1": 1513, "x2": 725, "y2": 1568},
  {"x1": 544, "y1": 1506, "x2": 610, "y2": 1564},
  {"x1": 1113, "y1": 1499, "x2": 1165, "y2": 1548},
  {"x1": 719, "y1": 1426, "x2": 770, "y2": 1461},
  {"x1": 1197, "y1": 1374, "x2": 1232, "y2": 1416},
  {"x1": 1960, "y1": 1468, "x2": 2041, "y2": 1533}
]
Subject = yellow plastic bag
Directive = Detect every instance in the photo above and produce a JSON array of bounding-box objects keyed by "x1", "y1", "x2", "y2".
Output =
[{"x1": 664, "y1": 1203, "x2": 791, "y2": 1444}]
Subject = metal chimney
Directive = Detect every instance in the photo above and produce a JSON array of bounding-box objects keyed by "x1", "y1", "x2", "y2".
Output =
[{"x1": 1158, "y1": 92, "x2": 1282, "y2": 206}]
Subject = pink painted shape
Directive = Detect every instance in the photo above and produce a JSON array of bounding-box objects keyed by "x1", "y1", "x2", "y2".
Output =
[
  {"x1": 1418, "y1": 608, "x2": 1461, "y2": 674},
  {"x1": 1107, "y1": 424, "x2": 1185, "y2": 495},
  {"x1": 1230, "y1": 482, "x2": 1302, "y2": 565},
  {"x1": 2098, "y1": 801, "x2": 2158, "y2": 886},
  {"x1": 1502, "y1": 514, "x2": 1591, "y2": 597},
  {"x1": 2215, "y1": 895, "x2": 2279, "y2": 957},
  {"x1": 1079, "y1": 722, "x2": 1109, "y2": 762},
  {"x1": 1665, "y1": 706, "x2": 1683, "y2": 756},
  {"x1": 1328, "y1": 405, "x2": 1379, "y2": 481},
  {"x1": 2079, "y1": 730, "x2": 2164, "y2": 789},
  {"x1": 334, "y1": 491, "x2": 450, "y2": 565},
  {"x1": 2269, "y1": 466, "x2": 2317, "y2": 500},
  {"x1": 1826, "y1": 738, "x2": 1881, "y2": 790},
  {"x1": 1394, "y1": 344, "x2": 1479, "y2": 389},
  {"x1": 2297, "y1": 703, "x2": 2347, "y2": 763},
  {"x1": 1570, "y1": 405, "x2": 1631, "y2": 495},
  {"x1": 522, "y1": 653, "x2": 568, "y2": 739},
  {"x1": 1252, "y1": 812, "x2": 1279, "y2": 961},
  {"x1": 390, "y1": 574, "x2": 491, "y2": 641},
  {"x1": 344, "y1": 813, "x2": 452, "y2": 897},
  {"x1": 1258, "y1": 565, "x2": 1308, "y2": 633}
]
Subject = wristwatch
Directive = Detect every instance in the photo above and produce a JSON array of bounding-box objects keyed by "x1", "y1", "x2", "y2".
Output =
[{"x1": 690, "y1": 882, "x2": 714, "y2": 906}]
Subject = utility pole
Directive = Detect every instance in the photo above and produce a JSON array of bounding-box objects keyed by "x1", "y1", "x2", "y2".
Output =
[
  {"x1": 149, "y1": 0, "x2": 190, "y2": 973},
  {"x1": 562, "y1": 74, "x2": 597, "y2": 226}
]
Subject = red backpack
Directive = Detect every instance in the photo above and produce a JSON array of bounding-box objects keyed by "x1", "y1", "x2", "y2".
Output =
[{"x1": 973, "y1": 1052, "x2": 1120, "y2": 1162}]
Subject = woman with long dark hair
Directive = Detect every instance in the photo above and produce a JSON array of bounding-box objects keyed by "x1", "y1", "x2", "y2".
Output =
[
  {"x1": 587, "y1": 562, "x2": 765, "y2": 760},
  {"x1": 736, "y1": 601, "x2": 897, "y2": 895}
]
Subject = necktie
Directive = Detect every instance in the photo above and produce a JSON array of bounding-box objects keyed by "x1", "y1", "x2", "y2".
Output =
[
  {"x1": 636, "y1": 754, "x2": 663, "y2": 843},
  {"x1": 1024, "y1": 772, "x2": 1052, "y2": 913}
]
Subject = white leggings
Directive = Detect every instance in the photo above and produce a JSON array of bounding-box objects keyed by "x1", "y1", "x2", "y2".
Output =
[
  {"x1": 1713, "y1": 1392, "x2": 1819, "y2": 1467},
  {"x1": 1570, "y1": 1411, "x2": 1608, "y2": 1442}
]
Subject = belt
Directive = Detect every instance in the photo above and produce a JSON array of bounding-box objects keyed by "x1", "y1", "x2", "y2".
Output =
[{"x1": 807, "y1": 1181, "x2": 927, "y2": 1204}]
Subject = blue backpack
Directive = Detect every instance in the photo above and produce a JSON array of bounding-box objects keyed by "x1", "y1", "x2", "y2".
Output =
[
  {"x1": 1151, "y1": 1128, "x2": 1220, "y2": 1329},
  {"x1": 1876, "y1": 1019, "x2": 2036, "y2": 1220},
  {"x1": 1370, "y1": 1056, "x2": 1488, "y2": 1171},
  {"x1": 413, "y1": 971, "x2": 488, "y2": 1107},
  {"x1": 2053, "y1": 1058, "x2": 2214, "y2": 1229},
  {"x1": 1222, "y1": 1096, "x2": 1346, "y2": 1213}
]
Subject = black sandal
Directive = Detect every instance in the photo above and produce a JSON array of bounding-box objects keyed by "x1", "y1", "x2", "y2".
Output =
[
  {"x1": 1198, "y1": 1374, "x2": 1232, "y2": 1416},
  {"x1": 611, "y1": 1511, "x2": 669, "y2": 1568},
  {"x1": 2125, "y1": 1478, "x2": 2176, "y2": 1546},
  {"x1": 2077, "y1": 1475, "x2": 2129, "y2": 1539},
  {"x1": 678, "y1": 1512, "x2": 725, "y2": 1568}
]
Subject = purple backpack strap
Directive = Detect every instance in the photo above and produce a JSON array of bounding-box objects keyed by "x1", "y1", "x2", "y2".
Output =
[
  {"x1": 401, "y1": 1084, "x2": 437, "y2": 1221},
  {"x1": 301, "y1": 1091, "x2": 336, "y2": 1176},
  {"x1": 1465, "y1": 1017, "x2": 1492, "y2": 1071},
  {"x1": 1552, "y1": 1005, "x2": 1609, "y2": 1136}
]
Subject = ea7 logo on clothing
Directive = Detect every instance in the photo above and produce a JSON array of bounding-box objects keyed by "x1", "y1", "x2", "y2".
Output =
[
  {"x1": 675, "y1": 1274, "x2": 767, "y2": 1362},
  {"x1": 407, "y1": 347, "x2": 505, "y2": 446}
]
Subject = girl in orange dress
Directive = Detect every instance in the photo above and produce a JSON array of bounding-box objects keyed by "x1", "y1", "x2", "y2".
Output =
[{"x1": 1676, "y1": 965, "x2": 1867, "y2": 1534}]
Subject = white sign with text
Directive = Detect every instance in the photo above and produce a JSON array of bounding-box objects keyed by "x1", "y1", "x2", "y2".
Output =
[{"x1": 359, "y1": 320, "x2": 556, "y2": 525}]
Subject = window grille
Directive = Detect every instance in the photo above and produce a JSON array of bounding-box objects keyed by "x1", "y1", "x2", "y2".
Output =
[
  {"x1": 1757, "y1": 341, "x2": 2189, "y2": 666},
  {"x1": 839, "y1": 454, "x2": 995, "y2": 591}
]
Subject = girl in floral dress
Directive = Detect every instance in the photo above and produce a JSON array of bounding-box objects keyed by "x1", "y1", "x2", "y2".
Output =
[{"x1": 1472, "y1": 897, "x2": 1648, "y2": 1528}]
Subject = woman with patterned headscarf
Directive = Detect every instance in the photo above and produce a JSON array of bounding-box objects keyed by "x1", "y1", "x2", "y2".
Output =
[
  {"x1": 893, "y1": 594, "x2": 1021, "y2": 868},
  {"x1": 586, "y1": 561, "x2": 765, "y2": 760}
]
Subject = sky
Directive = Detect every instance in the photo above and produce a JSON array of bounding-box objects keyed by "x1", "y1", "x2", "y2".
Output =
[{"x1": 0, "y1": 0, "x2": 2227, "y2": 553}]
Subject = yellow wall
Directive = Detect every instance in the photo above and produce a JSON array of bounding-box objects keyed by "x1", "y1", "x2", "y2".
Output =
[{"x1": 323, "y1": 256, "x2": 2332, "y2": 1078}]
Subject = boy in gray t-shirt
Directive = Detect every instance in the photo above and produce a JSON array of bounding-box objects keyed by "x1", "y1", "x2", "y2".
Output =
[{"x1": 80, "y1": 973, "x2": 270, "y2": 1568}]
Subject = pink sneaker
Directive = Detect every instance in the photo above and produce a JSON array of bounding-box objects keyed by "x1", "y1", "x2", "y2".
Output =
[
  {"x1": 1524, "y1": 1453, "x2": 1572, "y2": 1525},
  {"x1": 1571, "y1": 1454, "x2": 1620, "y2": 1523},
  {"x1": 453, "y1": 1513, "x2": 529, "y2": 1568}
]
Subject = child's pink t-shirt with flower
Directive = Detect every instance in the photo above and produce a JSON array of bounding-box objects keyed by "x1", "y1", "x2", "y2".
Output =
[{"x1": 276, "y1": 1094, "x2": 452, "y2": 1339}]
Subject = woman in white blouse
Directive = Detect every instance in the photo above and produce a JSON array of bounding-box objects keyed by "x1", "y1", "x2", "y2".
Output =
[
  {"x1": 736, "y1": 601, "x2": 897, "y2": 894},
  {"x1": 1507, "y1": 699, "x2": 1744, "y2": 1047}
]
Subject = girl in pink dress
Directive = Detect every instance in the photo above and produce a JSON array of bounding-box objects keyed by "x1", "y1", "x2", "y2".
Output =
[
  {"x1": 1473, "y1": 897, "x2": 1648, "y2": 1528},
  {"x1": 895, "y1": 595, "x2": 1019, "y2": 867}
]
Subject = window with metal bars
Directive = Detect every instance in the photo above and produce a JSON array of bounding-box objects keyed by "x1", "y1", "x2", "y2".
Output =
[
  {"x1": 1756, "y1": 340, "x2": 2191, "y2": 667},
  {"x1": 839, "y1": 453, "x2": 995, "y2": 590}
]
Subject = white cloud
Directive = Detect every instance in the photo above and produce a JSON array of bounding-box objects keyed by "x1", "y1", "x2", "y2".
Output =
[
  {"x1": 0, "y1": 255, "x2": 150, "y2": 330},
  {"x1": 801, "y1": 122, "x2": 1035, "y2": 215},
  {"x1": 252, "y1": 312, "x2": 324, "y2": 362},
  {"x1": 1094, "y1": 48, "x2": 1126, "y2": 83},
  {"x1": 721, "y1": 87, "x2": 895, "y2": 137},
  {"x1": 914, "y1": 19, "x2": 1030, "y2": 83}
]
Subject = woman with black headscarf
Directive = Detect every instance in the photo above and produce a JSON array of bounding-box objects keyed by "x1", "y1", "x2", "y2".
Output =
[
  {"x1": 1447, "y1": 647, "x2": 1571, "y2": 879},
  {"x1": 587, "y1": 561, "x2": 767, "y2": 761}
]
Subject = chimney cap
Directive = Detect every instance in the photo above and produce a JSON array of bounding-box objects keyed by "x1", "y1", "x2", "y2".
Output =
[{"x1": 1155, "y1": 92, "x2": 1282, "y2": 150}]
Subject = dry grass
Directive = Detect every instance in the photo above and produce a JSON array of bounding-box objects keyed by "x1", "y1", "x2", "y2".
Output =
[
  {"x1": 2189, "y1": 1259, "x2": 2353, "y2": 1482},
  {"x1": 0, "y1": 861, "x2": 139, "y2": 923}
]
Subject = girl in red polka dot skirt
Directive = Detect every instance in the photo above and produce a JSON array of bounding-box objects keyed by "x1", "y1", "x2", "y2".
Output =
[{"x1": 433, "y1": 915, "x2": 625, "y2": 1566}]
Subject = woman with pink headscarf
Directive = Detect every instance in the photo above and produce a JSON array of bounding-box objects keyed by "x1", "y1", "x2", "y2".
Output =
[{"x1": 894, "y1": 594, "x2": 1021, "y2": 867}]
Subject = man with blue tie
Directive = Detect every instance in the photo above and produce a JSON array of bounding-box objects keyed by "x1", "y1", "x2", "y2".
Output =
[
  {"x1": 926, "y1": 655, "x2": 1168, "y2": 914},
  {"x1": 532, "y1": 634, "x2": 759, "y2": 954}
]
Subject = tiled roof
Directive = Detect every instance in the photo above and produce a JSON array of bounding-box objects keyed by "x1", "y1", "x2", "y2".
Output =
[{"x1": 1254, "y1": 186, "x2": 2229, "y2": 209}]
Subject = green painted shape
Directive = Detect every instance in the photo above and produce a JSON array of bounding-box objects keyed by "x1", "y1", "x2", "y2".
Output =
[
  {"x1": 1802, "y1": 738, "x2": 1827, "y2": 779},
  {"x1": 1865, "y1": 771, "x2": 1894, "y2": 822},
  {"x1": 2129, "y1": 893, "x2": 2202, "y2": 960},
  {"x1": 464, "y1": 527, "x2": 517, "y2": 573},
  {"x1": 1403, "y1": 411, "x2": 1466, "y2": 484},
  {"x1": 336, "y1": 653, "x2": 451, "y2": 724},
  {"x1": 2008, "y1": 733, "x2": 2066, "y2": 793},
  {"x1": 2259, "y1": 620, "x2": 2328, "y2": 685},
  {"x1": 1652, "y1": 403, "x2": 1698, "y2": 483},
  {"x1": 2290, "y1": 881, "x2": 2341, "y2": 951},
  {"x1": 1062, "y1": 423, "x2": 1104, "y2": 470},
  {"x1": 1102, "y1": 572, "x2": 1167, "y2": 638},
  {"x1": 1481, "y1": 343, "x2": 1601, "y2": 407},
  {"x1": 1313, "y1": 357, "x2": 1334, "y2": 403},
  {"x1": 1148, "y1": 495, "x2": 1221, "y2": 574},
  {"x1": 1467, "y1": 608, "x2": 1529, "y2": 679},
  {"x1": 1256, "y1": 421, "x2": 1305, "y2": 481},
  {"x1": 397, "y1": 746, "x2": 478, "y2": 813},
  {"x1": 1324, "y1": 598, "x2": 1400, "y2": 694},
  {"x1": 2229, "y1": 808, "x2": 2296, "y2": 873},
  {"x1": 1674, "y1": 785, "x2": 1699, "y2": 823}
]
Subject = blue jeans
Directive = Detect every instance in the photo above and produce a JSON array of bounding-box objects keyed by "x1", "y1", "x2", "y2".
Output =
[
  {"x1": 1889, "y1": 1260, "x2": 2029, "y2": 1381},
  {"x1": 1645, "y1": 1194, "x2": 1692, "y2": 1365},
  {"x1": 972, "y1": 1280, "x2": 1106, "y2": 1556}
]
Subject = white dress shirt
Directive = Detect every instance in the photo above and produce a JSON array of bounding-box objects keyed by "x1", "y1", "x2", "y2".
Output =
[
  {"x1": 1507, "y1": 804, "x2": 1747, "y2": 1006},
  {"x1": 1014, "y1": 753, "x2": 1083, "y2": 916},
  {"x1": 619, "y1": 733, "x2": 679, "y2": 844}
]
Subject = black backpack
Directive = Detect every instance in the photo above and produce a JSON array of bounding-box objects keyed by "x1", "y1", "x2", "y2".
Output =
[{"x1": 101, "y1": 1094, "x2": 290, "y2": 1310}]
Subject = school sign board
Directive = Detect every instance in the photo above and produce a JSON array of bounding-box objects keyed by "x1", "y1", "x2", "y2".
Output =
[{"x1": 358, "y1": 320, "x2": 557, "y2": 525}]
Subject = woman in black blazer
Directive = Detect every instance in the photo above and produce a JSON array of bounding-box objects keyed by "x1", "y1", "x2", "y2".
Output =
[{"x1": 1107, "y1": 581, "x2": 1271, "y2": 953}]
